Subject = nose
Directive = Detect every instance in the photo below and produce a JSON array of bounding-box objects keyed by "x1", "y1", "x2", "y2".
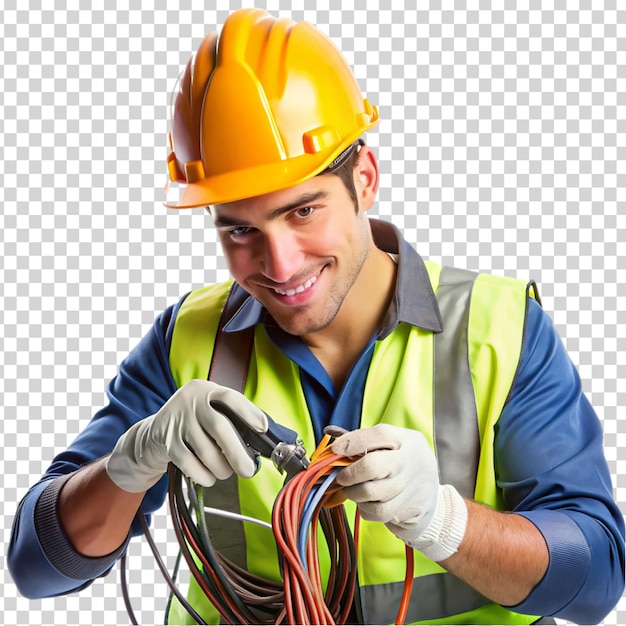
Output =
[{"x1": 260, "y1": 231, "x2": 303, "y2": 283}]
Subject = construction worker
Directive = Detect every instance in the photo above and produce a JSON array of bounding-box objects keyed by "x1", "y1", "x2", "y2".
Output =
[{"x1": 8, "y1": 8, "x2": 624, "y2": 625}]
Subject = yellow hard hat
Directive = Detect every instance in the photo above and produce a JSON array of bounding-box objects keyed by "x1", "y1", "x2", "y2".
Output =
[{"x1": 165, "y1": 8, "x2": 379, "y2": 208}]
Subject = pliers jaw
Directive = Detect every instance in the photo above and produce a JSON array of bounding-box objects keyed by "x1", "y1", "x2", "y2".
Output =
[{"x1": 271, "y1": 440, "x2": 309, "y2": 480}]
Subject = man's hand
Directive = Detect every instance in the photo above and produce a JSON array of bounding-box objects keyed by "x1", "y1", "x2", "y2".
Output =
[
  {"x1": 106, "y1": 380, "x2": 268, "y2": 493},
  {"x1": 331, "y1": 424, "x2": 468, "y2": 562}
]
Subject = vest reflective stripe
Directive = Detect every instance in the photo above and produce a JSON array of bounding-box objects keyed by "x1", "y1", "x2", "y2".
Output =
[
  {"x1": 167, "y1": 267, "x2": 540, "y2": 624},
  {"x1": 363, "y1": 574, "x2": 486, "y2": 624},
  {"x1": 433, "y1": 267, "x2": 479, "y2": 499},
  {"x1": 364, "y1": 576, "x2": 540, "y2": 626}
]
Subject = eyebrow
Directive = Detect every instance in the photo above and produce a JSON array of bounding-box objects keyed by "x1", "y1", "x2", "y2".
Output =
[{"x1": 212, "y1": 190, "x2": 329, "y2": 228}]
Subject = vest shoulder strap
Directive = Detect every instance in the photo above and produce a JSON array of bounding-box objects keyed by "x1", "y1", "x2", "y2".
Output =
[{"x1": 208, "y1": 283, "x2": 254, "y2": 393}]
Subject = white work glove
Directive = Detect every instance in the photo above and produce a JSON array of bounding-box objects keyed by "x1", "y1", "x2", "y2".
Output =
[
  {"x1": 331, "y1": 424, "x2": 468, "y2": 562},
  {"x1": 106, "y1": 379, "x2": 268, "y2": 493}
]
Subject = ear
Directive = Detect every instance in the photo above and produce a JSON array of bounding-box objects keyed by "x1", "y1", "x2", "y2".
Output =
[{"x1": 354, "y1": 145, "x2": 380, "y2": 213}]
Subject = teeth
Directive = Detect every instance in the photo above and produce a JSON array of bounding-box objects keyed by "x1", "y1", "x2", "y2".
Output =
[{"x1": 273, "y1": 275, "x2": 317, "y2": 297}]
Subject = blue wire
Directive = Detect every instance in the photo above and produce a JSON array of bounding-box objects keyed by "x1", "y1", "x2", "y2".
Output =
[{"x1": 297, "y1": 468, "x2": 341, "y2": 571}]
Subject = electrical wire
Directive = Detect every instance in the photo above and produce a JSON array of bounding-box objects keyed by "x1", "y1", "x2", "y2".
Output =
[
  {"x1": 396, "y1": 546, "x2": 415, "y2": 625},
  {"x1": 271, "y1": 435, "x2": 358, "y2": 624},
  {"x1": 119, "y1": 510, "x2": 205, "y2": 625},
  {"x1": 122, "y1": 432, "x2": 416, "y2": 624},
  {"x1": 169, "y1": 464, "x2": 284, "y2": 624},
  {"x1": 164, "y1": 433, "x2": 359, "y2": 624},
  {"x1": 120, "y1": 553, "x2": 138, "y2": 626},
  {"x1": 203, "y1": 506, "x2": 273, "y2": 530}
]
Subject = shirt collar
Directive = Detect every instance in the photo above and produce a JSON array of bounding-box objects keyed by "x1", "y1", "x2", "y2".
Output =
[{"x1": 223, "y1": 218, "x2": 443, "y2": 337}]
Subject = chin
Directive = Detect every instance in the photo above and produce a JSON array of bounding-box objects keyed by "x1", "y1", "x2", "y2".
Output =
[{"x1": 275, "y1": 310, "x2": 336, "y2": 337}]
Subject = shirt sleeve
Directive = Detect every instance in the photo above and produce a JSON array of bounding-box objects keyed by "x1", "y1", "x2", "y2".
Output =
[
  {"x1": 7, "y1": 301, "x2": 183, "y2": 599},
  {"x1": 495, "y1": 298, "x2": 625, "y2": 624}
]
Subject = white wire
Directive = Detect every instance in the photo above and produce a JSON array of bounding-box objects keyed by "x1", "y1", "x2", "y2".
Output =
[{"x1": 203, "y1": 506, "x2": 273, "y2": 530}]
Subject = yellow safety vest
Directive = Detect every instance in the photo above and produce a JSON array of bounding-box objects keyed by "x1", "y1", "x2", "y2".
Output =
[{"x1": 166, "y1": 262, "x2": 541, "y2": 625}]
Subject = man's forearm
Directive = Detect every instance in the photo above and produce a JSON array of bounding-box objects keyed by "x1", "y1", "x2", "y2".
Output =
[
  {"x1": 58, "y1": 457, "x2": 145, "y2": 557},
  {"x1": 440, "y1": 499, "x2": 549, "y2": 607}
]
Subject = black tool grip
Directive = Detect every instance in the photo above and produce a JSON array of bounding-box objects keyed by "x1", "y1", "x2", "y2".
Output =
[{"x1": 211, "y1": 400, "x2": 300, "y2": 459}]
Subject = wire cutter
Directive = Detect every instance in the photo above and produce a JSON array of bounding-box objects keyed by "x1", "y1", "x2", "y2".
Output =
[{"x1": 214, "y1": 400, "x2": 309, "y2": 480}]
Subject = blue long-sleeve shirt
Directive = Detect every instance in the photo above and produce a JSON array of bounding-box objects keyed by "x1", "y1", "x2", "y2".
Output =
[{"x1": 8, "y1": 225, "x2": 625, "y2": 624}]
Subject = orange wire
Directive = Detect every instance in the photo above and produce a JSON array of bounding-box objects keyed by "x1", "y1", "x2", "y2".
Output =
[
  {"x1": 306, "y1": 437, "x2": 416, "y2": 625},
  {"x1": 273, "y1": 437, "x2": 355, "y2": 624},
  {"x1": 395, "y1": 545, "x2": 415, "y2": 625}
]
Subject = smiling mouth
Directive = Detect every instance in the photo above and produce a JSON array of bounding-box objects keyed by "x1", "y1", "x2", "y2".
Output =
[{"x1": 272, "y1": 274, "x2": 318, "y2": 297}]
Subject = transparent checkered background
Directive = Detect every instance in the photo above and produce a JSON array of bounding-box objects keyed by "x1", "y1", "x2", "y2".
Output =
[{"x1": 1, "y1": 1, "x2": 624, "y2": 624}]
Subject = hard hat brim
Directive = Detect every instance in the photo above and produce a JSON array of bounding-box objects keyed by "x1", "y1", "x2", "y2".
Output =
[{"x1": 163, "y1": 122, "x2": 378, "y2": 209}]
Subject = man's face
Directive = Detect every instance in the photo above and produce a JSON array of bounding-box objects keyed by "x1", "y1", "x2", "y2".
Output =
[{"x1": 211, "y1": 171, "x2": 373, "y2": 338}]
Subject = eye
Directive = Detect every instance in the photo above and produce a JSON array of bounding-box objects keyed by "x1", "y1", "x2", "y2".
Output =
[
  {"x1": 227, "y1": 225, "x2": 253, "y2": 238},
  {"x1": 294, "y1": 206, "x2": 314, "y2": 218}
]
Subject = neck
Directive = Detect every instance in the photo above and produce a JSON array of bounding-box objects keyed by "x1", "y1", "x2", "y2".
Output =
[{"x1": 302, "y1": 243, "x2": 397, "y2": 388}]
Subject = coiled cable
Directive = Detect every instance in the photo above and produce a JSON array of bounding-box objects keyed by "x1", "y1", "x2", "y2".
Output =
[{"x1": 125, "y1": 432, "x2": 414, "y2": 624}]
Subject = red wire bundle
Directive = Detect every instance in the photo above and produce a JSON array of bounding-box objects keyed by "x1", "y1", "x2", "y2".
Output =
[
  {"x1": 272, "y1": 433, "x2": 414, "y2": 625},
  {"x1": 272, "y1": 434, "x2": 358, "y2": 624}
]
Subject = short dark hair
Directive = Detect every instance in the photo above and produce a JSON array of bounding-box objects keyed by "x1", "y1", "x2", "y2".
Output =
[{"x1": 318, "y1": 139, "x2": 363, "y2": 210}]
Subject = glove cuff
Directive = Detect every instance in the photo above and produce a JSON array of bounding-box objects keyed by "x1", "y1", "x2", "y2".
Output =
[{"x1": 408, "y1": 484, "x2": 468, "y2": 562}]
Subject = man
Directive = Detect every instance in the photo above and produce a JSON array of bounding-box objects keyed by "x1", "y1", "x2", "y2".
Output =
[{"x1": 8, "y1": 8, "x2": 624, "y2": 625}]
